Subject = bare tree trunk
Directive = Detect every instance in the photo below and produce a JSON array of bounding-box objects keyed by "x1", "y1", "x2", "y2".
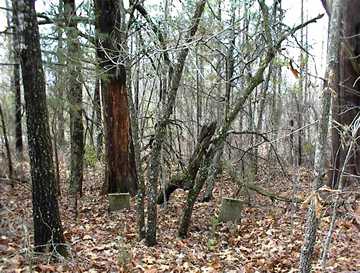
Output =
[
  {"x1": 64, "y1": 0, "x2": 84, "y2": 201},
  {"x1": 129, "y1": 70, "x2": 146, "y2": 239},
  {"x1": 6, "y1": 0, "x2": 23, "y2": 158},
  {"x1": 93, "y1": 78, "x2": 103, "y2": 158},
  {"x1": 56, "y1": 0, "x2": 65, "y2": 148},
  {"x1": 202, "y1": 3, "x2": 236, "y2": 202},
  {"x1": 95, "y1": 0, "x2": 138, "y2": 195},
  {"x1": 299, "y1": 0, "x2": 341, "y2": 271},
  {"x1": 329, "y1": 0, "x2": 360, "y2": 187},
  {"x1": 13, "y1": 0, "x2": 66, "y2": 255},
  {"x1": 0, "y1": 102, "x2": 13, "y2": 182}
]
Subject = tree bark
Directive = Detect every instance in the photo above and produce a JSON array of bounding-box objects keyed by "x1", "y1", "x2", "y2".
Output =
[
  {"x1": 95, "y1": 0, "x2": 138, "y2": 195},
  {"x1": 299, "y1": 0, "x2": 341, "y2": 272},
  {"x1": 64, "y1": 0, "x2": 84, "y2": 198},
  {"x1": 6, "y1": 0, "x2": 23, "y2": 158},
  {"x1": 0, "y1": 102, "x2": 13, "y2": 182},
  {"x1": 56, "y1": 0, "x2": 65, "y2": 148},
  {"x1": 93, "y1": 77, "x2": 103, "y2": 158},
  {"x1": 14, "y1": 0, "x2": 66, "y2": 255},
  {"x1": 329, "y1": 0, "x2": 360, "y2": 188}
]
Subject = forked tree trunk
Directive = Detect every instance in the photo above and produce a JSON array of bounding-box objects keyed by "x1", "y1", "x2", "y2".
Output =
[{"x1": 13, "y1": 0, "x2": 65, "y2": 255}]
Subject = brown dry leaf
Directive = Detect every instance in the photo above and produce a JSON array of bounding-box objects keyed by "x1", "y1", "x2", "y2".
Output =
[
  {"x1": 314, "y1": 194, "x2": 323, "y2": 219},
  {"x1": 144, "y1": 268, "x2": 158, "y2": 273},
  {"x1": 300, "y1": 192, "x2": 315, "y2": 210},
  {"x1": 36, "y1": 264, "x2": 56, "y2": 272}
]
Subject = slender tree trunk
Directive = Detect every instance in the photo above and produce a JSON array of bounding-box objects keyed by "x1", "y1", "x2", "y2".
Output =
[
  {"x1": 56, "y1": 0, "x2": 65, "y2": 148},
  {"x1": 64, "y1": 0, "x2": 84, "y2": 200},
  {"x1": 0, "y1": 102, "x2": 13, "y2": 181},
  {"x1": 13, "y1": 0, "x2": 66, "y2": 255},
  {"x1": 6, "y1": 0, "x2": 23, "y2": 158},
  {"x1": 299, "y1": 0, "x2": 341, "y2": 271},
  {"x1": 202, "y1": 5, "x2": 236, "y2": 202},
  {"x1": 196, "y1": 49, "x2": 203, "y2": 139},
  {"x1": 93, "y1": 78, "x2": 103, "y2": 158},
  {"x1": 128, "y1": 65, "x2": 146, "y2": 239}
]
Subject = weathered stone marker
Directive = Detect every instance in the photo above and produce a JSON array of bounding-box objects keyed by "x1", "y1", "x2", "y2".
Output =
[
  {"x1": 219, "y1": 197, "x2": 243, "y2": 223},
  {"x1": 108, "y1": 193, "x2": 130, "y2": 211}
]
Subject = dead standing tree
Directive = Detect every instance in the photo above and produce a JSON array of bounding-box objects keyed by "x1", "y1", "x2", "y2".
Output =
[{"x1": 94, "y1": 0, "x2": 138, "y2": 195}]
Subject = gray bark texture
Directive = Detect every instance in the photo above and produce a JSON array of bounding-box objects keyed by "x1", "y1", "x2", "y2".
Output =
[
  {"x1": 328, "y1": 0, "x2": 360, "y2": 187},
  {"x1": 64, "y1": 0, "x2": 84, "y2": 197},
  {"x1": 299, "y1": 0, "x2": 341, "y2": 272},
  {"x1": 14, "y1": 0, "x2": 66, "y2": 255}
]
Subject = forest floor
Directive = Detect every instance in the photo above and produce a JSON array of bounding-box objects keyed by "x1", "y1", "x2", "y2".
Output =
[{"x1": 0, "y1": 163, "x2": 359, "y2": 273}]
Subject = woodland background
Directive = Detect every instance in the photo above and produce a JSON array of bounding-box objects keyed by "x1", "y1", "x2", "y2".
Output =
[{"x1": 0, "y1": 0, "x2": 359, "y2": 272}]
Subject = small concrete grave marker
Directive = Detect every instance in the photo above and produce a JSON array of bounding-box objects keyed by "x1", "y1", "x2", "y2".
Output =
[
  {"x1": 219, "y1": 197, "x2": 243, "y2": 223},
  {"x1": 108, "y1": 193, "x2": 130, "y2": 211}
]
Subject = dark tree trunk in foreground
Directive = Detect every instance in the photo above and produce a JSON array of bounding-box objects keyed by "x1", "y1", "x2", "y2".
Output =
[
  {"x1": 95, "y1": 0, "x2": 137, "y2": 195},
  {"x1": 14, "y1": 0, "x2": 65, "y2": 254},
  {"x1": 64, "y1": 0, "x2": 84, "y2": 197}
]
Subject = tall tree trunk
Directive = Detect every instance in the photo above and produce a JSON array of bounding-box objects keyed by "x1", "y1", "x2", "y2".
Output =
[
  {"x1": 95, "y1": 0, "x2": 138, "y2": 195},
  {"x1": 13, "y1": 0, "x2": 66, "y2": 255},
  {"x1": 202, "y1": 3, "x2": 237, "y2": 202},
  {"x1": 64, "y1": 0, "x2": 84, "y2": 199},
  {"x1": 56, "y1": 0, "x2": 66, "y2": 148},
  {"x1": 93, "y1": 77, "x2": 103, "y2": 158},
  {"x1": 329, "y1": 0, "x2": 360, "y2": 187},
  {"x1": 6, "y1": 0, "x2": 23, "y2": 158},
  {"x1": 299, "y1": 0, "x2": 341, "y2": 271}
]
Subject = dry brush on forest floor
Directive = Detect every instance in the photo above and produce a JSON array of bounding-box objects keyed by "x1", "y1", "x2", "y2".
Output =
[{"x1": 0, "y1": 165, "x2": 359, "y2": 273}]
